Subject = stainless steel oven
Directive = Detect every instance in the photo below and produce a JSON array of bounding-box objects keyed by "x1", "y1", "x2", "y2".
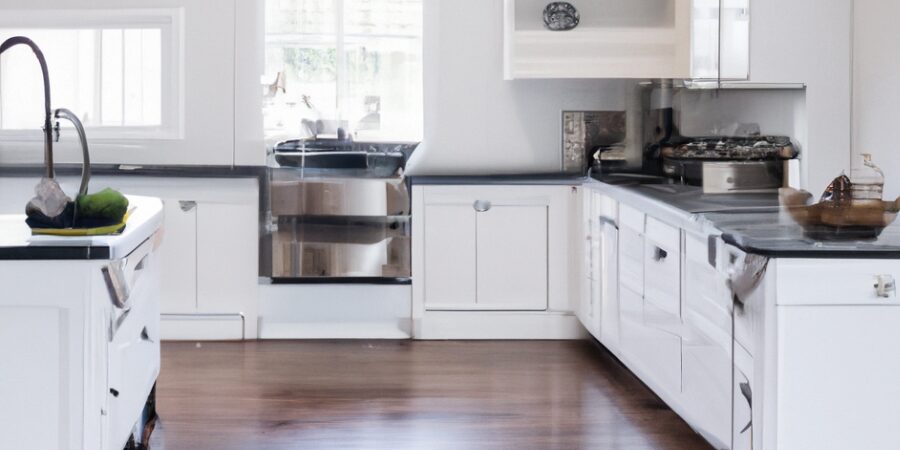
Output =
[{"x1": 260, "y1": 140, "x2": 416, "y2": 283}]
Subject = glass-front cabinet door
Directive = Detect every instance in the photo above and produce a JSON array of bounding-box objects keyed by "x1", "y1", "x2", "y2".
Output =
[{"x1": 503, "y1": 0, "x2": 750, "y2": 81}]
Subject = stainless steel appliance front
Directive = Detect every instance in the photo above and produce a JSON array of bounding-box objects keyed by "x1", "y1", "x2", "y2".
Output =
[{"x1": 262, "y1": 171, "x2": 411, "y2": 281}]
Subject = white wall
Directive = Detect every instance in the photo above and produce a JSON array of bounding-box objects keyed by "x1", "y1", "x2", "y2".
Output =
[
  {"x1": 742, "y1": 0, "x2": 853, "y2": 193},
  {"x1": 406, "y1": 0, "x2": 627, "y2": 175},
  {"x1": 853, "y1": 0, "x2": 900, "y2": 199}
]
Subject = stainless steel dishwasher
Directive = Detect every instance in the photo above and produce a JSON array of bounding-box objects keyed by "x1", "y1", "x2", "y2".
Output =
[{"x1": 260, "y1": 140, "x2": 417, "y2": 283}]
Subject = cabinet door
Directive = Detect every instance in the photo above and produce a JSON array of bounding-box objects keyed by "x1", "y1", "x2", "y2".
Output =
[
  {"x1": 643, "y1": 217, "x2": 681, "y2": 318},
  {"x1": 598, "y1": 221, "x2": 620, "y2": 350},
  {"x1": 620, "y1": 286, "x2": 682, "y2": 399},
  {"x1": 682, "y1": 232, "x2": 732, "y2": 448},
  {"x1": 423, "y1": 205, "x2": 478, "y2": 309},
  {"x1": 733, "y1": 343, "x2": 754, "y2": 450},
  {"x1": 719, "y1": 0, "x2": 750, "y2": 80},
  {"x1": 619, "y1": 225, "x2": 645, "y2": 296},
  {"x1": 579, "y1": 193, "x2": 602, "y2": 336},
  {"x1": 778, "y1": 306, "x2": 900, "y2": 450},
  {"x1": 196, "y1": 201, "x2": 259, "y2": 315},
  {"x1": 476, "y1": 205, "x2": 548, "y2": 310},
  {"x1": 159, "y1": 199, "x2": 198, "y2": 314}
]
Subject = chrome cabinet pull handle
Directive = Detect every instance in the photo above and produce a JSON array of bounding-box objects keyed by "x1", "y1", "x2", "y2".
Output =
[
  {"x1": 179, "y1": 200, "x2": 197, "y2": 212},
  {"x1": 653, "y1": 247, "x2": 668, "y2": 262},
  {"x1": 876, "y1": 275, "x2": 896, "y2": 298},
  {"x1": 739, "y1": 381, "x2": 753, "y2": 433},
  {"x1": 473, "y1": 200, "x2": 491, "y2": 212}
]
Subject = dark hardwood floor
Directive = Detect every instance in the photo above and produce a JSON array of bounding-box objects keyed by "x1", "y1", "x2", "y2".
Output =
[{"x1": 150, "y1": 340, "x2": 711, "y2": 450}]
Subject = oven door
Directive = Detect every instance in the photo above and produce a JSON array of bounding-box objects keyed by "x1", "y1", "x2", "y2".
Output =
[{"x1": 264, "y1": 176, "x2": 411, "y2": 282}]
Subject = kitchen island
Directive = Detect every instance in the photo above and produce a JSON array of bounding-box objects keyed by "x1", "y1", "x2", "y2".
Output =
[
  {"x1": 0, "y1": 195, "x2": 164, "y2": 450},
  {"x1": 581, "y1": 176, "x2": 900, "y2": 450}
]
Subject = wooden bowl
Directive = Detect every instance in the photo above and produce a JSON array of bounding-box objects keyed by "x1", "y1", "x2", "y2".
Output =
[{"x1": 779, "y1": 188, "x2": 900, "y2": 240}]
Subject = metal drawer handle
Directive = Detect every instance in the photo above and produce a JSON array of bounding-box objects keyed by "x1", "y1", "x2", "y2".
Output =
[
  {"x1": 875, "y1": 275, "x2": 896, "y2": 298},
  {"x1": 179, "y1": 200, "x2": 197, "y2": 212},
  {"x1": 473, "y1": 200, "x2": 492, "y2": 212},
  {"x1": 739, "y1": 381, "x2": 752, "y2": 433},
  {"x1": 102, "y1": 260, "x2": 131, "y2": 310},
  {"x1": 653, "y1": 247, "x2": 668, "y2": 262},
  {"x1": 141, "y1": 326, "x2": 155, "y2": 343}
]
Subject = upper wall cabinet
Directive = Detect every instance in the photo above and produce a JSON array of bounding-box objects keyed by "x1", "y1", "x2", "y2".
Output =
[{"x1": 503, "y1": 0, "x2": 749, "y2": 80}]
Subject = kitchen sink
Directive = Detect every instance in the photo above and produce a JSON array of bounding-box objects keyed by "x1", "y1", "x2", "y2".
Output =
[{"x1": 273, "y1": 139, "x2": 418, "y2": 178}]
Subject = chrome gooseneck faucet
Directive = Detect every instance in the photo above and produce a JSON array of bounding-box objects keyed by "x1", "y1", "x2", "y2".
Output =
[{"x1": 0, "y1": 36, "x2": 55, "y2": 178}]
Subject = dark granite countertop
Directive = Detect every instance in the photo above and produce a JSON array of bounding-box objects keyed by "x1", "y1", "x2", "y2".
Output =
[
  {"x1": 409, "y1": 173, "x2": 586, "y2": 185},
  {"x1": 589, "y1": 173, "x2": 900, "y2": 259},
  {"x1": 0, "y1": 164, "x2": 266, "y2": 179},
  {"x1": 704, "y1": 210, "x2": 900, "y2": 259}
]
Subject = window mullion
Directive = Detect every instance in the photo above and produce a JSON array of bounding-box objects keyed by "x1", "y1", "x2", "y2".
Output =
[
  {"x1": 335, "y1": 0, "x2": 345, "y2": 126},
  {"x1": 94, "y1": 30, "x2": 103, "y2": 126}
]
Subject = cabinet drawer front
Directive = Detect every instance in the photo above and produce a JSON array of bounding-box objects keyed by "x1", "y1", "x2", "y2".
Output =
[
  {"x1": 619, "y1": 288, "x2": 682, "y2": 398},
  {"x1": 619, "y1": 203, "x2": 645, "y2": 232},
  {"x1": 595, "y1": 192, "x2": 618, "y2": 221},
  {"x1": 619, "y1": 225, "x2": 644, "y2": 295},
  {"x1": 644, "y1": 234, "x2": 681, "y2": 317},
  {"x1": 776, "y1": 259, "x2": 900, "y2": 306},
  {"x1": 645, "y1": 216, "x2": 679, "y2": 247},
  {"x1": 685, "y1": 233, "x2": 730, "y2": 339}
]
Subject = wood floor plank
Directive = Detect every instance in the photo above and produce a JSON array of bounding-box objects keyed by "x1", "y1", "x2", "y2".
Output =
[{"x1": 150, "y1": 340, "x2": 711, "y2": 450}]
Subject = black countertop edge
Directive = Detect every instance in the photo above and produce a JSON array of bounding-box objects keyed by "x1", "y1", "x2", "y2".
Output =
[
  {"x1": 270, "y1": 277, "x2": 412, "y2": 285},
  {"x1": 409, "y1": 173, "x2": 587, "y2": 185},
  {"x1": 0, "y1": 164, "x2": 267, "y2": 179},
  {"x1": 0, "y1": 245, "x2": 111, "y2": 261},
  {"x1": 721, "y1": 234, "x2": 900, "y2": 260}
]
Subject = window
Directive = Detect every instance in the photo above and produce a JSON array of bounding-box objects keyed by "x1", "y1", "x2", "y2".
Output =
[
  {"x1": 264, "y1": 0, "x2": 423, "y2": 142},
  {"x1": 0, "y1": 9, "x2": 183, "y2": 140}
]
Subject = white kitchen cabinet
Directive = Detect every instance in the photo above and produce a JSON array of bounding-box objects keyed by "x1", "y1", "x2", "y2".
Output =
[
  {"x1": 618, "y1": 205, "x2": 645, "y2": 296},
  {"x1": 579, "y1": 189, "x2": 620, "y2": 349},
  {"x1": 503, "y1": 0, "x2": 749, "y2": 80},
  {"x1": 420, "y1": 188, "x2": 549, "y2": 311},
  {"x1": 578, "y1": 191, "x2": 602, "y2": 338},
  {"x1": 0, "y1": 175, "x2": 260, "y2": 340},
  {"x1": 99, "y1": 177, "x2": 260, "y2": 340},
  {"x1": 423, "y1": 205, "x2": 478, "y2": 308},
  {"x1": 476, "y1": 205, "x2": 549, "y2": 310},
  {"x1": 773, "y1": 259, "x2": 900, "y2": 450},
  {"x1": 412, "y1": 184, "x2": 581, "y2": 339},
  {"x1": 643, "y1": 217, "x2": 681, "y2": 318},
  {"x1": 615, "y1": 204, "x2": 683, "y2": 399},
  {"x1": 597, "y1": 218, "x2": 619, "y2": 349},
  {"x1": 159, "y1": 200, "x2": 198, "y2": 314},
  {"x1": 0, "y1": 197, "x2": 163, "y2": 450},
  {"x1": 681, "y1": 231, "x2": 732, "y2": 449},
  {"x1": 197, "y1": 201, "x2": 260, "y2": 315}
]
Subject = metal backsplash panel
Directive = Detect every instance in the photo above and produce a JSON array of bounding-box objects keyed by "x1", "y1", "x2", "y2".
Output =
[{"x1": 562, "y1": 111, "x2": 627, "y2": 174}]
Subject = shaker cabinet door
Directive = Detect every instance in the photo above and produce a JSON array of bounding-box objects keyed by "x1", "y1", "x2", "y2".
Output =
[
  {"x1": 159, "y1": 199, "x2": 198, "y2": 314},
  {"x1": 476, "y1": 205, "x2": 549, "y2": 311},
  {"x1": 423, "y1": 205, "x2": 478, "y2": 309},
  {"x1": 197, "y1": 201, "x2": 259, "y2": 315}
]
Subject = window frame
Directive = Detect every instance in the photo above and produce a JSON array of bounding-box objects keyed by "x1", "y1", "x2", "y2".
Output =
[{"x1": 0, "y1": 8, "x2": 185, "y2": 141}]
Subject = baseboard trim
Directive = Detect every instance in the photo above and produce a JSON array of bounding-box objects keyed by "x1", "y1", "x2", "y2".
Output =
[
  {"x1": 161, "y1": 314, "x2": 245, "y2": 341},
  {"x1": 415, "y1": 311, "x2": 587, "y2": 340},
  {"x1": 260, "y1": 322, "x2": 412, "y2": 340}
]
